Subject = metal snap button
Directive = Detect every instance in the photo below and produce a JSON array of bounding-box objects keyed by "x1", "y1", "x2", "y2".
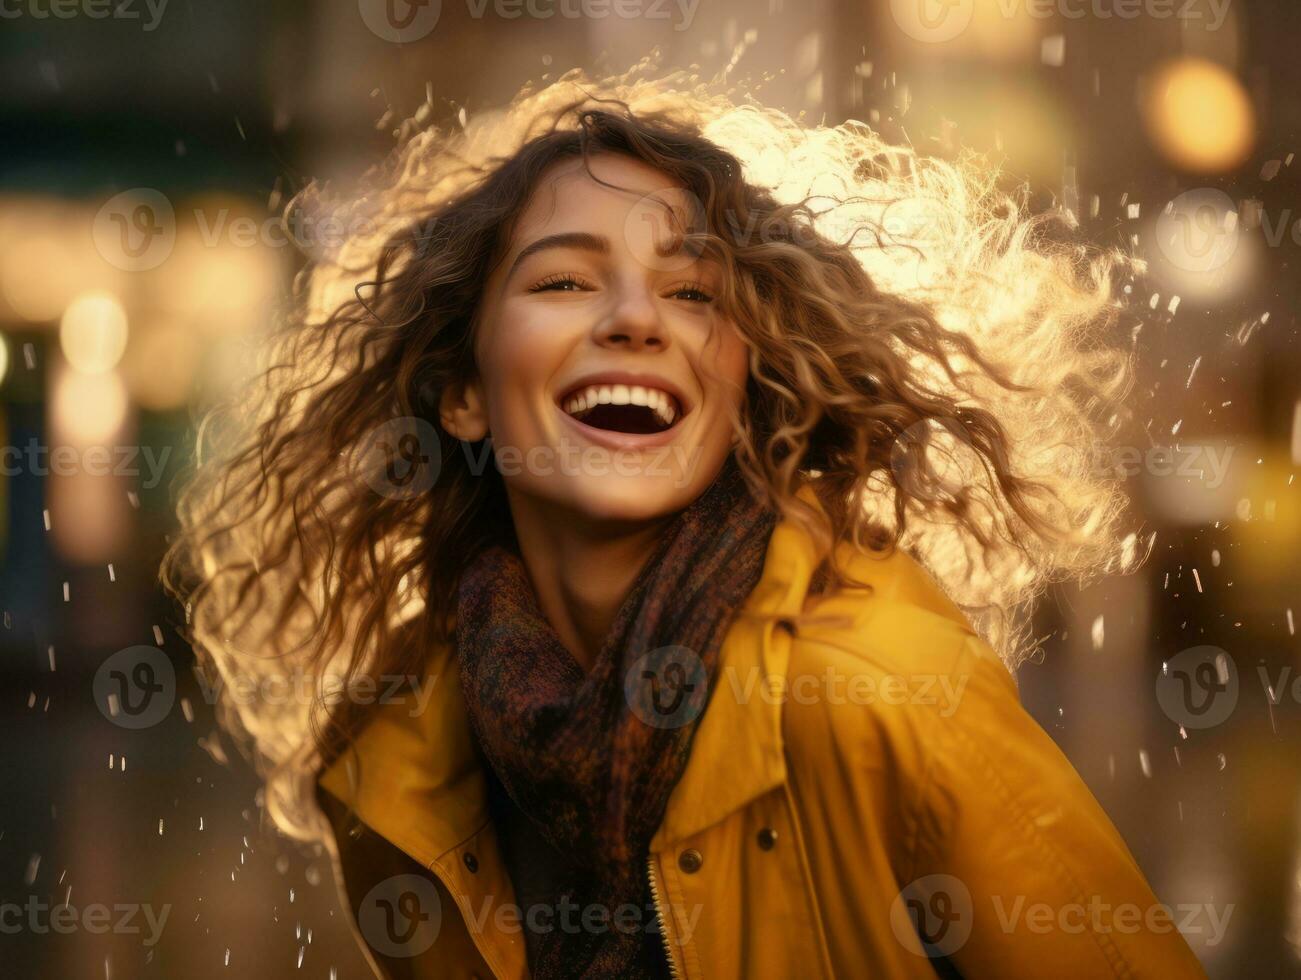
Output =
[
  {"x1": 757, "y1": 827, "x2": 778, "y2": 850},
  {"x1": 678, "y1": 848, "x2": 703, "y2": 874},
  {"x1": 463, "y1": 852, "x2": 479, "y2": 873}
]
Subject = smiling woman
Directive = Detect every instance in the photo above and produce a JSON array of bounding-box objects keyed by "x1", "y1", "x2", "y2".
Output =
[
  {"x1": 161, "y1": 72, "x2": 1204, "y2": 978},
  {"x1": 437, "y1": 152, "x2": 750, "y2": 544}
]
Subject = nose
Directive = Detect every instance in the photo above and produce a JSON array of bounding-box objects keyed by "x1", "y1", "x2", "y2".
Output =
[{"x1": 592, "y1": 279, "x2": 669, "y2": 352}]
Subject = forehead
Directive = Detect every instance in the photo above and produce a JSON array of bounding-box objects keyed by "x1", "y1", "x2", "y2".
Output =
[{"x1": 509, "y1": 153, "x2": 694, "y2": 241}]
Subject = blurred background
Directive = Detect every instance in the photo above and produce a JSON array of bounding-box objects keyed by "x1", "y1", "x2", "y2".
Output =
[{"x1": 0, "y1": 0, "x2": 1298, "y2": 976}]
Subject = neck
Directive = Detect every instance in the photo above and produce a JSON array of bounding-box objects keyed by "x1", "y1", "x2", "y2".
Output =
[{"x1": 506, "y1": 492, "x2": 673, "y2": 672}]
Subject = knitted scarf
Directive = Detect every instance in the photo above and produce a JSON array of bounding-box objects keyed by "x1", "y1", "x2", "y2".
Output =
[{"x1": 455, "y1": 458, "x2": 777, "y2": 978}]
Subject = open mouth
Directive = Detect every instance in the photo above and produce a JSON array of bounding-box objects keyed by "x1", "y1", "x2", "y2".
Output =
[{"x1": 559, "y1": 383, "x2": 683, "y2": 435}]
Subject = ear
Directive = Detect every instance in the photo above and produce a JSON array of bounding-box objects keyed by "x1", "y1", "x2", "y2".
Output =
[{"x1": 439, "y1": 378, "x2": 490, "y2": 442}]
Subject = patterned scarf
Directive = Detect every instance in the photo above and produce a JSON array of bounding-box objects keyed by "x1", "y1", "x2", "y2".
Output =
[{"x1": 455, "y1": 458, "x2": 777, "y2": 978}]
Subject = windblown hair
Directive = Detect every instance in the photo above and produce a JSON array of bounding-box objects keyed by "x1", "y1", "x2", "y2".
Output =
[{"x1": 162, "y1": 68, "x2": 1138, "y2": 839}]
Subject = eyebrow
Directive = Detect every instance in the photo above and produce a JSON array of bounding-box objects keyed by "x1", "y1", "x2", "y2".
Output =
[{"x1": 506, "y1": 231, "x2": 610, "y2": 280}]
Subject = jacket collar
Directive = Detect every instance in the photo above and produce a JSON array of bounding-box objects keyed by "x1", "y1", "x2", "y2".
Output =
[
  {"x1": 318, "y1": 489, "x2": 823, "y2": 864},
  {"x1": 652, "y1": 508, "x2": 818, "y2": 846}
]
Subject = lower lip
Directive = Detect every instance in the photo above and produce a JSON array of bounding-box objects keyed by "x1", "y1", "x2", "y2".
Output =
[{"x1": 556, "y1": 404, "x2": 685, "y2": 450}]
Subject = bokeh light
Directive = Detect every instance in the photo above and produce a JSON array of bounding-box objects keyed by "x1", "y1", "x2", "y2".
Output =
[
  {"x1": 50, "y1": 364, "x2": 128, "y2": 444},
  {"x1": 59, "y1": 291, "x2": 129, "y2": 375},
  {"x1": 1142, "y1": 57, "x2": 1255, "y2": 173}
]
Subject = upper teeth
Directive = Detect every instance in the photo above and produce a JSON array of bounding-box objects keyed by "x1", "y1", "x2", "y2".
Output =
[{"x1": 562, "y1": 384, "x2": 678, "y2": 426}]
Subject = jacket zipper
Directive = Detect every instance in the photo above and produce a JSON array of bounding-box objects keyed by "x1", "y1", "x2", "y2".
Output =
[{"x1": 647, "y1": 854, "x2": 683, "y2": 980}]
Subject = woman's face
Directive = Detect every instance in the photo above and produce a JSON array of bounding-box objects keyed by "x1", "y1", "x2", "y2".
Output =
[{"x1": 444, "y1": 153, "x2": 750, "y2": 524}]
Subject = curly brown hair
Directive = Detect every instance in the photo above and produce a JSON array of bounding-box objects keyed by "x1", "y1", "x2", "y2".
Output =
[{"x1": 162, "y1": 72, "x2": 1133, "y2": 838}]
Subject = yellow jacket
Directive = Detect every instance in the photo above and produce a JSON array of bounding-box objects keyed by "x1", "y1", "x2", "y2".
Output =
[{"x1": 317, "y1": 506, "x2": 1207, "y2": 979}]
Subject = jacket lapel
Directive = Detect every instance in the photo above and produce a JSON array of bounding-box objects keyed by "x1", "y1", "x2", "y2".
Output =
[
  {"x1": 318, "y1": 638, "x2": 489, "y2": 868},
  {"x1": 652, "y1": 509, "x2": 819, "y2": 848},
  {"x1": 319, "y1": 492, "x2": 823, "y2": 864}
]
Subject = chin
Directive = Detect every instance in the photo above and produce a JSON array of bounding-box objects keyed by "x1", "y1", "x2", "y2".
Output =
[{"x1": 559, "y1": 475, "x2": 702, "y2": 525}]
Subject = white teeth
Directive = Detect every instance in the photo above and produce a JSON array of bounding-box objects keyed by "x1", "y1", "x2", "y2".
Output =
[{"x1": 561, "y1": 382, "x2": 680, "y2": 427}]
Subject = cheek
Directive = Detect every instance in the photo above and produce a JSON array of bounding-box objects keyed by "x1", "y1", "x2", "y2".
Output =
[
  {"x1": 708, "y1": 322, "x2": 751, "y2": 411},
  {"x1": 475, "y1": 304, "x2": 568, "y2": 429}
]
